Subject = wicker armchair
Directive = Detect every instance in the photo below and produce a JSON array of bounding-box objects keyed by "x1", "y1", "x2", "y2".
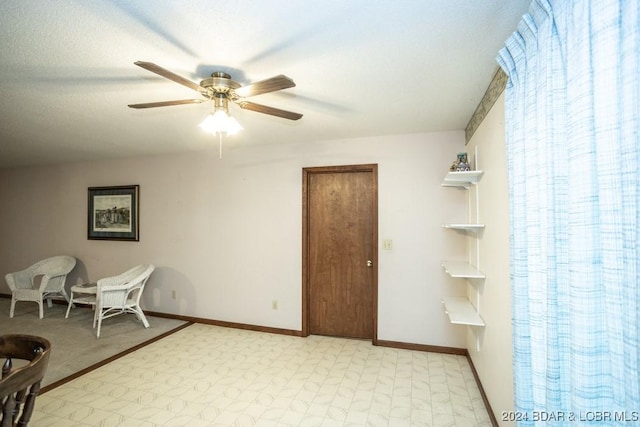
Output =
[
  {"x1": 5, "y1": 256, "x2": 76, "y2": 318},
  {"x1": 94, "y1": 264, "x2": 155, "y2": 338},
  {"x1": 0, "y1": 334, "x2": 51, "y2": 427}
]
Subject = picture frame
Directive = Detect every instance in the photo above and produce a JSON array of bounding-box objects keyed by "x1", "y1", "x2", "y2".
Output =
[{"x1": 88, "y1": 185, "x2": 139, "y2": 241}]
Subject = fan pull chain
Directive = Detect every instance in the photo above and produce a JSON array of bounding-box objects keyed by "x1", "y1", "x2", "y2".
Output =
[{"x1": 218, "y1": 133, "x2": 223, "y2": 159}]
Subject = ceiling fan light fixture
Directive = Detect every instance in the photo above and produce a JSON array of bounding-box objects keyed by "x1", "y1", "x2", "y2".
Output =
[
  {"x1": 199, "y1": 110, "x2": 243, "y2": 136},
  {"x1": 224, "y1": 115, "x2": 243, "y2": 136}
]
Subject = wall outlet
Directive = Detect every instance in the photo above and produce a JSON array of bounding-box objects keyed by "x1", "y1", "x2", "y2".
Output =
[
  {"x1": 272, "y1": 300, "x2": 278, "y2": 310},
  {"x1": 171, "y1": 290, "x2": 176, "y2": 300}
]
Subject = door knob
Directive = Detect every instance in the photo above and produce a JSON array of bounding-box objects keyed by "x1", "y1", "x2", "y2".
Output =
[{"x1": 367, "y1": 260, "x2": 373, "y2": 267}]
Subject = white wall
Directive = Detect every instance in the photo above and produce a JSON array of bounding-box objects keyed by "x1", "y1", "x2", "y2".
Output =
[
  {"x1": 466, "y1": 92, "x2": 515, "y2": 424},
  {"x1": 0, "y1": 131, "x2": 470, "y2": 347}
]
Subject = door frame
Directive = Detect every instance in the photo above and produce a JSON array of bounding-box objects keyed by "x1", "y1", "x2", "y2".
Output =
[{"x1": 301, "y1": 164, "x2": 378, "y2": 343}]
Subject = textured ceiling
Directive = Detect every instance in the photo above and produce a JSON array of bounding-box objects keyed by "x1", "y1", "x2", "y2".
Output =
[{"x1": 0, "y1": 0, "x2": 529, "y2": 169}]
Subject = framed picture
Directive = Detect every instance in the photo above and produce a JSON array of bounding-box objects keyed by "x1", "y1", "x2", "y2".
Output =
[{"x1": 88, "y1": 185, "x2": 139, "y2": 241}]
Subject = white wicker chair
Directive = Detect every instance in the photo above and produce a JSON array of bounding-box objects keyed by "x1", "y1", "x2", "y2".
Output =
[
  {"x1": 5, "y1": 256, "x2": 76, "y2": 318},
  {"x1": 94, "y1": 264, "x2": 155, "y2": 338}
]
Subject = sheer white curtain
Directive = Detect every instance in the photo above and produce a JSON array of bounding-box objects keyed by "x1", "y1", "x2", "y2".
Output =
[{"x1": 497, "y1": 0, "x2": 639, "y2": 424}]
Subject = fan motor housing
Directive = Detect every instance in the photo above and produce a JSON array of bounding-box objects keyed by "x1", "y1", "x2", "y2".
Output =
[{"x1": 200, "y1": 72, "x2": 241, "y2": 94}]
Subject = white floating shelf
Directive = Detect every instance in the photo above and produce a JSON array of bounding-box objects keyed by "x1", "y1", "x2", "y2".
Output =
[
  {"x1": 442, "y1": 297, "x2": 485, "y2": 326},
  {"x1": 441, "y1": 261, "x2": 485, "y2": 279},
  {"x1": 441, "y1": 170, "x2": 484, "y2": 188},
  {"x1": 442, "y1": 224, "x2": 485, "y2": 231}
]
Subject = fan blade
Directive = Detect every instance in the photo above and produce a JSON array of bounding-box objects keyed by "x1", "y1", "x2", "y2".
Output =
[
  {"x1": 128, "y1": 99, "x2": 205, "y2": 109},
  {"x1": 134, "y1": 61, "x2": 202, "y2": 92},
  {"x1": 237, "y1": 101, "x2": 303, "y2": 120},
  {"x1": 234, "y1": 75, "x2": 296, "y2": 98}
]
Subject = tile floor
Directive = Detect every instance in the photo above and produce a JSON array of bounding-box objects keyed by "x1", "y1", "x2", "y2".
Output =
[{"x1": 31, "y1": 323, "x2": 492, "y2": 426}]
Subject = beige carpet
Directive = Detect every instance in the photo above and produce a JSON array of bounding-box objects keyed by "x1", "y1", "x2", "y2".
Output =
[{"x1": 0, "y1": 297, "x2": 188, "y2": 388}]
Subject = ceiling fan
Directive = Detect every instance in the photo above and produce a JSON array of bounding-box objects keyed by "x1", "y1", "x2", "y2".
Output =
[{"x1": 128, "y1": 61, "x2": 303, "y2": 121}]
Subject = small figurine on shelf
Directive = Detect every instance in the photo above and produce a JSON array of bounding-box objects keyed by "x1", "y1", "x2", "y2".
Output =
[{"x1": 454, "y1": 152, "x2": 471, "y2": 171}]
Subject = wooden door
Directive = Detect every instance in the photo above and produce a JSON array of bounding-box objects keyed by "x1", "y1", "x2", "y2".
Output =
[{"x1": 302, "y1": 164, "x2": 378, "y2": 340}]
